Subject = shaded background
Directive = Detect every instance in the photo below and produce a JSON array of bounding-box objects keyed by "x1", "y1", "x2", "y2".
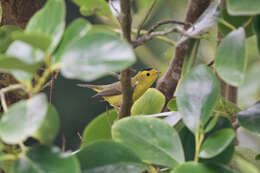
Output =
[{"x1": 47, "y1": 0, "x2": 260, "y2": 150}]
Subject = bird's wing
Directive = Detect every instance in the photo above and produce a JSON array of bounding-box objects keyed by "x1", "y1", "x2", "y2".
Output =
[{"x1": 92, "y1": 87, "x2": 121, "y2": 98}]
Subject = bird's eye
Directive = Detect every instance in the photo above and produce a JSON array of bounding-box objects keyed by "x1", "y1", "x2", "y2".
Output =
[{"x1": 146, "y1": 73, "x2": 150, "y2": 77}]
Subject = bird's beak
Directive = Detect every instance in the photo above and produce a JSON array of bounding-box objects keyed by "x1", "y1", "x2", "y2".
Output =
[{"x1": 156, "y1": 71, "x2": 161, "y2": 74}]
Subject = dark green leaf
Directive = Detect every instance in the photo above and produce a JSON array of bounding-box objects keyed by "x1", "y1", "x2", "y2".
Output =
[
  {"x1": 54, "y1": 18, "x2": 92, "y2": 64},
  {"x1": 60, "y1": 33, "x2": 135, "y2": 81},
  {"x1": 0, "y1": 94, "x2": 47, "y2": 144},
  {"x1": 11, "y1": 31, "x2": 52, "y2": 51},
  {"x1": 176, "y1": 65, "x2": 219, "y2": 133},
  {"x1": 131, "y1": 88, "x2": 165, "y2": 115},
  {"x1": 112, "y1": 117, "x2": 184, "y2": 168},
  {"x1": 26, "y1": 0, "x2": 65, "y2": 53},
  {"x1": 215, "y1": 27, "x2": 246, "y2": 86},
  {"x1": 253, "y1": 15, "x2": 260, "y2": 55},
  {"x1": 14, "y1": 145, "x2": 80, "y2": 173},
  {"x1": 0, "y1": 25, "x2": 21, "y2": 53},
  {"x1": 77, "y1": 140, "x2": 147, "y2": 173},
  {"x1": 218, "y1": 9, "x2": 254, "y2": 37},
  {"x1": 230, "y1": 147, "x2": 260, "y2": 173},
  {"x1": 177, "y1": 0, "x2": 220, "y2": 44},
  {"x1": 73, "y1": 0, "x2": 112, "y2": 17},
  {"x1": 179, "y1": 126, "x2": 195, "y2": 161},
  {"x1": 32, "y1": 104, "x2": 60, "y2": 144},
  {"x1": 199, "y1": 128, "x2": 235, "y2": 158},
  {"x1": 168, "y1": 98, "x2": 178, "y2": 111},
  {"x1": 238, "y1": 101, "x2": 260, "y2": 134},
  {"x1": 227, "y1": 0, "x2": 260, "y2": 15},
  {"x1": 81, "y1": 109, "x2": 117, "y2": 147},
  {"x1": 256, "y1": 154, "x2": 260, "y2": 160},
  {"x1": 172, "y1": 162, "x2": 236, "y2": 173}
]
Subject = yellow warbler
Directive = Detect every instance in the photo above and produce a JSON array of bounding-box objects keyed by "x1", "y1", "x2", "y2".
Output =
[{"x1": 78, "y1": 68, "x2": 160, "y2": 108}]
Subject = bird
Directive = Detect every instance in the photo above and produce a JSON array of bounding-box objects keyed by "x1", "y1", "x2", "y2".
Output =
[{"x1": 78, "y1": 68, "x2": 160, "y2": 109}]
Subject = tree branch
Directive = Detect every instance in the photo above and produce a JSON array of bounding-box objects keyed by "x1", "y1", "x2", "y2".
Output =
[
  {"x1": 156, "y1": 0, "x2": 211, "y2": 108},
  {"x1": 118, "y1": 0, "x2": 133, "y2": 118}
]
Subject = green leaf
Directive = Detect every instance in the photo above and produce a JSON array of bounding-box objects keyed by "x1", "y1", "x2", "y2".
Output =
[
  {"x1": 32, "y1": 104, "x2": 60, "y2": 144},
  {"x1": 54, "y1": 18, "x2": 92, "y2": 64},
  {"x1": 168, "y1": 98, "x2": 178, "y2": 111},
  {"x1": 179, "y1": 126, "x2": 195, "y2": 161},
  {"x1": 0, "y1": 160, "x2": 15, "y2": 173},
  {"x1": 60, "y1": 33, "x2": 135, "y2": 81},
  {"x1": 73, "y1": 0, "x2": 112, "y2": 17},
  {"x1": 0, "y1": 94, "x2": 47, "y2": 144},
  {"x1": 14, "y1": 145, "x2": 80, "y2": 173},
  {"x1": 218, "y1": 9, "x2": 254, "y2": 37},
  {"x1": 81, "y1": 109, "x2": 117, "y2": 147},
  {"x1": 176, "y1": 65, "x2": 219, "y2": 134},
  {"x1": 131, "y1": 88, "x2": 165, "y2": 115},
  {"x1": 199, "y1": 128, "x2": 235, "y2": 158},
  {"x1": 177, "y1": 0, "x2": 220, "y2": 44},
  {"x1": 11, "y1": 31, "x2": 52, "y2": 51},
  {"x1": 112, "y1": 117, "x2": 185, "y2": 168},
  {"x1": 215, "y1": 27, "x2": 246, "y2": 86},
  {"x1": 0, "y1": 25, "x2": 21, "y2": 53},
  {"x1": 238, "y1": 101, "x2": 260, "y2": 134},
  {"x1": 227, "y1": 0, "x2": 260, "y2": 15},
  {"x1": 256, "y1": 154, "x2": 260, "y2": 160},
  {"x1": 253, "y1": 15, "x2": 260, "y2": 56},
  {"x1": 26, "y1": 0, "x2": 65, "y2": 53},
  {"x1": 230, "y1": 147, "x2": 260, "y2": 173},
  {"x1": 172, "y1": 162, "x2": 236, "y2": 173},
  {"x1": 56, "y1": 19, "x2": 92, "y2": 56},
  {"x1": 7, "y1": 41, "x2": 45, "y2": 64},
  {"x1": 205, "y1": 116, "x2": 219, "y2": 133},
  {"x1": 77, "y1": 140, "x2": 147, "y2": 173}
]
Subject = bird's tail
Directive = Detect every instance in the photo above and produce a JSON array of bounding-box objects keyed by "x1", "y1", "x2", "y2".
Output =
[{"x1": 77, "y1": 84, "x2": 103, "y2": 92}]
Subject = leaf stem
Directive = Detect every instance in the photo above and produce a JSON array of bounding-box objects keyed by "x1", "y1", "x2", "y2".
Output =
[
  {"x1": 218, "y1": 18, "x2": 236, "y2": 30},
  {"x1": 32, "y1": 67, "x2": 53, "y2": 94},
  {"x1": 194, "y1": 128, "x2": 204, "y2": 162}
]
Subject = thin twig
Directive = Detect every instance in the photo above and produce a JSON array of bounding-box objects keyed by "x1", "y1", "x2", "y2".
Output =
[
  {"x1": 136, "y1": 0, "x2": 157, "y2": 37},
  {"x1": 147, "y1": 19, "x2": 191, "y2": 34}
]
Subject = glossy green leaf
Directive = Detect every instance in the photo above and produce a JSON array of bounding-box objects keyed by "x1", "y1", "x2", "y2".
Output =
[
  {"x1": 215, "y1": 27, "x2": 246, "y2": 86},
  {"x1": 11, "y1": 31, "x2": 52, "y2": 51},
  {"x1": 177, "y1": 0, "x2": 220, "y2": 45},
  {"x1": 26, "y1": 0, "x2": 65, "y2": 53},
  {"x1": 131, "y1": 88, "x2": 165, "y2": 115},
  {"x1": 81, "y1": 109, "x2": 117, "y2": 147},
  {"x1": 73, "y1": 0, "x2": 112, "y2": 17},
  {"x1": 227, "y1": 0, "x2": 260, "y2": 15},
  {"x1": 218, "y1": 9, "x2": 254, "y2": 37},
  {"x1": 33, "y1": 104, "x2": 60, "y2": 144},
  {"x1": 0, "y1": 54, "x2": 41, "y2": 73},
  {"x1": 60, "y1": 33, "x2": 135, "y2": 81},
  {"x1": 172, "y1": 162, "x2": 236, "y2": 173},
  {"x1": 112, "y1": 117, "x2": 185, "y2": 168},
  {"x1": 77, "y1": 140, "x2": 147, "y2": 173},
  {"x1": 176, "y1": 65, "x2": 219, "y2": 133},
  {"x1": 0, "y1": 25, "x2": 21, "y2": 53},
  {"x1": 54, "y1": 18, "x2": 92, "y2": 63},
  {"x1": 0, "y1": 94, "x2": 47, "y2": 144},
  {"x1": 199, "y1": 128, "x2": 235, "y2": 158},
  {"x1": 168, "y1": 98, "x2": 178, "y2": 111},
  {"x1": 205, "y1": 116, "x2": 219, "y2": 133},
  {"x1": 238, "y1": 101, "x2": 260, "y2": 134},
  {"x1": 7, "y1": 41, "x2": 45, "y2": 64},
  {"x1": 237, "y1": 127, "x2": 260, "y2": 153},
  {"x1": 14, "y1": 145, "x2": 80, "y2": 173},
  {"x1": 201, "y1": 117, "x2": 235, "y2": 164},
  {"x1": 230, "y1": 147, "x2": 260, "y2": 173}
]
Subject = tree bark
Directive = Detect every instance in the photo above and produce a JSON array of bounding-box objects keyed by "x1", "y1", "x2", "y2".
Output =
[{"x1": 156, "y1": 0, "x2": 211, "y2": 108}]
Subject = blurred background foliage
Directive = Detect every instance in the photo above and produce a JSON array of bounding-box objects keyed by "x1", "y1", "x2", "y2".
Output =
[{"x1": 51, "y1": 0, "x2": 260, "y2": 150}]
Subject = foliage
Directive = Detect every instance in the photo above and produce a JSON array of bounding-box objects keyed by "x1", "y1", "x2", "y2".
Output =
[{"x1": 0, "y1": 0, "x2": 260, "y2": 173}]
